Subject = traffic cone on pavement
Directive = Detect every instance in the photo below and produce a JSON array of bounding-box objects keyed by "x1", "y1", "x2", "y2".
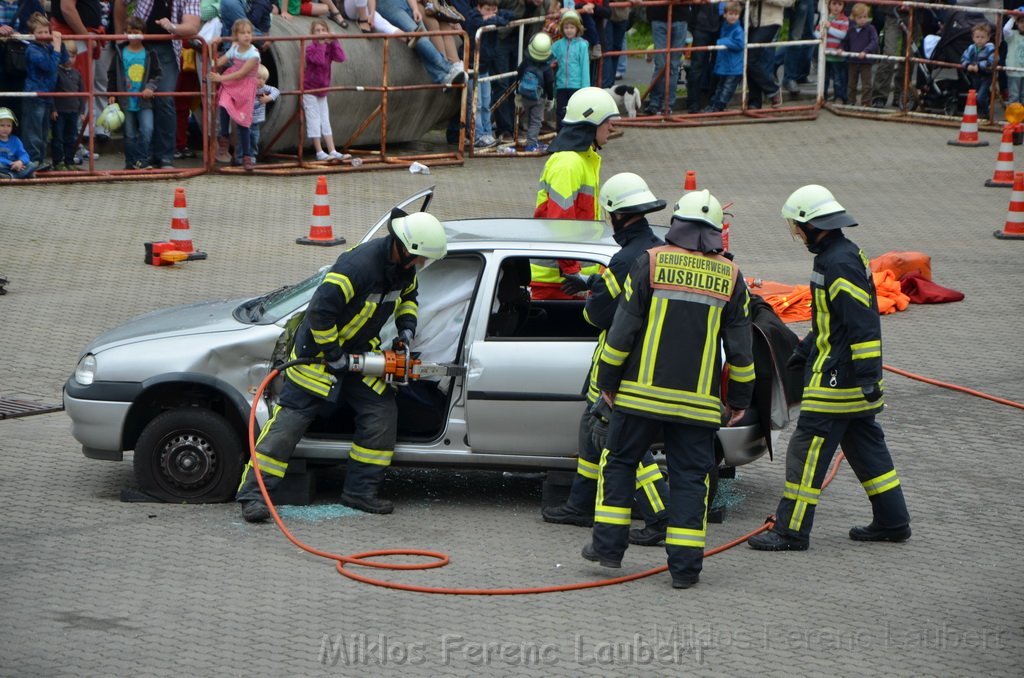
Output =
[
  {"x1": 169, "y1": 187, "x2": 207, "y2": 260},
  {"x1": 297, "y1": 175, "x2": 346, "y2": 246},
  {"x1": 994, "y1": 171, "x2": 1024, "y2": 239},
  {"x1": 948, "y1": 90, "x2": 989, "y2": 147},
  {"x1": 683, "y1": 170, "x2": 697, "y2": 192},
  {"x1": 985, "y1": 124, "x2": 1018, "y2": 187}
]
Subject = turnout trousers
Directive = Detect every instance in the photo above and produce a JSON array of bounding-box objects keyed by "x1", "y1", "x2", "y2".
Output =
[
  {"x1": 237, "y1": 374, "x2": 397, "y2": 503},
  {"x1": 592, "y1": 410, "x2": 715, "y2": 581},
  {"x1": 772, "y1": 414, "x2": 910, "y2": 539},
  {"x1": 565, "y1": 410, "x2": 669, "y2": 525}
]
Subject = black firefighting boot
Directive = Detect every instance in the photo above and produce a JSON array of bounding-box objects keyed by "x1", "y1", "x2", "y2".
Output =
[
  {"x1": 849, "y1": 522, "x2": 911, "y2": 542},
  {"x1": 240, "y1": 499, "x2": 270, "y2": 523},
  {"x1": 747, "y1": 528, "x2": 809, "y2": 551},
  {"x1": 542, "y1": 503, "x2": 594, "y2": 527},
  {"x1": 581, "y1": 542, "x2": 621, "y2": 568},
  {"x1": 341, "y1": 462, "x2": 394, "y2": 514},
  {"x1": 671, "y1": 574, "x2": 700, "y2": 590},
  {"x1": 629, "y1": 518, "x2": 667, "y2": 546}
]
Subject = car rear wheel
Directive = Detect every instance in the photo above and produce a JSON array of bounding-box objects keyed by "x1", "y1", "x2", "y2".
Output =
[{"x1": 134, "y1": 409, "x2": 244, "y2": 503}]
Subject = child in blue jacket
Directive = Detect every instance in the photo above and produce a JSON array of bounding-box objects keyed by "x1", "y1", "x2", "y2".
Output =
[
  {"x1": 551, "y1": 10, "x2": 590, "y2": 127},
  {"x1": 22, "y1": 12, "x2": 68, "y2": 167},
  {"x1": 706, "y1": 2, "x2": 745, "y2": 112},
  {"x1": 962, "y1": 22, "x2": 997, "y2": 119}
]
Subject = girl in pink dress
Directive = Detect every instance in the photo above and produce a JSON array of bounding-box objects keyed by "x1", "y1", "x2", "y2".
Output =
[{"x1": 211, "y1": 19, "x2": 261, "y2": 170}]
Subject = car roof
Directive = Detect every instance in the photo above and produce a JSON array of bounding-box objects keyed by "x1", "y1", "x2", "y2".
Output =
[{"x1": 441, "y1": 217, "x2": 669, "y2": 250}]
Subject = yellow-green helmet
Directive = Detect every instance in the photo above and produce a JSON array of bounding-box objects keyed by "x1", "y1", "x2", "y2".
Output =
[
  {"x1": 562, "y1": 87, "x2": 620, "y2": 126},
  {"x1": 672, "y1": 189, "x2": 724, "y2": 230},
  {"x1": 559, "y1": 9, "x2": 584, "y2": 33},
  {"x1": 528, "y1": 32, "x2": 552, "y2": 61},
  {"x1": 600, "y1": 172, "x2": 666, "y2": 215},
  {"x1": 781, "y1": 184, "x2": 857, "y2": 230},
  {"x1": 390, "y1": 211, "x2": 448, "y2": 260}
]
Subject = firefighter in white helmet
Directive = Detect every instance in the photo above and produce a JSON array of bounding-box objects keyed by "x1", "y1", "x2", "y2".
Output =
[
  {"x1": 543, "y1": 172, "x2": 671, "y2": 546},
  {"x1": 584, "y1": 188, "x2": 754, "y2": 589},
  {"x1": 531, "y1": 87, "x2": 620, "y2": 299},
  {"x1": 236, "y1": 209, "x2": 447, "y2": 522},
  {"x1": 749, "y1": 184, "x2": 911, "y2": 551}
]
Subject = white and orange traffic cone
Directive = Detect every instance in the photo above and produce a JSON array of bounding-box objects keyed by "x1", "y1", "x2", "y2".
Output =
[
  {"x1": 169, "y1": 186, "x2": 206, "y2": 260},
  {"x1": 985, "y1": 124, "x2": 1017, "y2": 187},
  {"x1": 948, "y1": 90, "x2": 989, "y2": 147},
  {"x1": 683, "y1": 170, "x2": 697, "y2": 192},
  {"x1": 297, "y1": 175, "x2": 346, "y2": 246},
  {"x1": 995, "y1": 171, "x2": 1024, "y2": 239}
]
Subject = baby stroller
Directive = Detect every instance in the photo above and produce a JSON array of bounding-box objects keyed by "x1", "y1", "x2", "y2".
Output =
[{"x1": 914, "y1": 11, "x2": 993, "y2": 116}]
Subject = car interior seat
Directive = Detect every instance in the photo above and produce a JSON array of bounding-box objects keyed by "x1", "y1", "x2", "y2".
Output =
[{"x1": 487, "y1": 258, "x2": 531, "y2": 337}]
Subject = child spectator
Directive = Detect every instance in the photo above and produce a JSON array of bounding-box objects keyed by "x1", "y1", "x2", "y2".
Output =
[
  {"x1": 301, "y1": 18, "x2": 350, "y2": 162},
  {"x1": 211, "y1": 18, "x2": 261, "y2": 171},
  {"x1": 465, "y1": 0, "x2": 514, "y2": 149},
  {"x1": 0, "y1": 106, "x2": 37, "y2": 179},
  {"x1": 704, "y1": 2, "x2": 744, "y2": 113},
  {"x1": 234, "y1": 64, "x2": 279, "y2": 165},
  {"x1": 516, "y1": 31, "x2": 555, "y2": 151},
  {"x1": 22, "y1": 12, "x2": 68, "y2": 168},
  {"x1": 108, "y1": 16, "x2": 162, "y2": 170},
  {"x1": 51, "y1": 40, "x2": 85, "y2": 171},
  {"x1": 842, "y1": 3, "x2": 878, "y2": 107},
  {"x1": 1003, "y1": 13, "x2": 1024, "y2": 106},
  {"x1": 821, "y1": 0, "x2": 849, "y2": 103},
  {"x1": 962, "y1": 22, "x2": 996, "y2": 119},
  {"x1": 551, "y1": 9, "x2": 589, "y2": 127}
]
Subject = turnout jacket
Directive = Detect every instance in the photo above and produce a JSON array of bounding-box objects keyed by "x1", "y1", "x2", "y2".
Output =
[
  {"x1": 597, "y1": 244, "x2": 754, "y2": 426},
  {"x1": 582, "y1": 218, "x2": 663, "y2": 404},
  {"x1": 286, "y1": 236, "x2": 418, "y2": 398},
  {"x1": 793, "y1": 231, "x2": 884, "y2": 418}
]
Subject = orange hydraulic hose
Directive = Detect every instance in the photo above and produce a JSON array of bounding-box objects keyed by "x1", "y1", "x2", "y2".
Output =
[{"x1": 247, "y1": 359, "x2": 1023, "y2": 595}]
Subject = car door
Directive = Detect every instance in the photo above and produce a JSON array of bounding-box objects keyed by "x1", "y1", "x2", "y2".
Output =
[{"x1": 464, "y1": 252, "x2": 607, "y2": 457}]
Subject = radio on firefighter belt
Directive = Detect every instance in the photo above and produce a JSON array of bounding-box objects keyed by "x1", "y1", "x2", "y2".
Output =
[{"x1": 327, "y1": 345, "x2": 465, "y2": 385}]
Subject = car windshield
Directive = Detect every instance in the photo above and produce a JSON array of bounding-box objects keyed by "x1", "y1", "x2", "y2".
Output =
[{"x1": 234, "y1": 266, "x2": 329, "y2": 324}]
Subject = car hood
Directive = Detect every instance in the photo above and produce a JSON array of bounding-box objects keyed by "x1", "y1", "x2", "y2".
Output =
[{"x1": 84, "y1": 298, "x2": 251, "y2": 353}]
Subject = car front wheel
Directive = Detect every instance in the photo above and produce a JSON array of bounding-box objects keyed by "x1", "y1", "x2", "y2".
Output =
[{"x1": 134, "y1": 408, "x2": 244, "y2": 503}]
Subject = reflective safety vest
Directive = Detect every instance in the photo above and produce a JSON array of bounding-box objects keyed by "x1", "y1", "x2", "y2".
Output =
[
  {"x1": 798, "y1": 232, "x2": 885, "y2": 418},
  {"x1": 596, "y1": 244, "x2": 755, "y2": 426},
  {"x1": 285, "y1": 236, "x2": 418, "y2": 398},
  {"x1": 532, "y1": 148, "x2": 603, "y2": 296}
]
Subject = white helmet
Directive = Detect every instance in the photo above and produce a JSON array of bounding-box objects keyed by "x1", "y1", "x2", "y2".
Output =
[
  {"x1": 528, "y1": 32, "x2": 552, "y2": 61},
  {"x1": 599, "y1": 172, "x2": 666, "y2": 216},
  {"x1": 389, "y1": 211, "x2": 448, "y2": 260},
  {"x1": 562, "y1": 87, "x2": 620, "y2": 126},
  {"x1": 671, "y1": 189, "x2": 724, "y2": 230},
  {"x1": 97, "y1": 103, "x2": 125, "y2": 132},
  {"x1": 781, "y1": 184, "x2": 857, "y2": 231}
]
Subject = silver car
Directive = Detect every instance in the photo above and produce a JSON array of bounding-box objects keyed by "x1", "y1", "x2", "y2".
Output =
[{"x1": 64, "y1": 189, "x2": 795, "y2": 503}]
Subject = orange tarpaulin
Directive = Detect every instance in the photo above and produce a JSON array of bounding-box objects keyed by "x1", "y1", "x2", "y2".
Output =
[
  {"x1": 749, "y1": 273, "x2": 910, "y2": 322},
  {"x1": 872, "y1": 269, "x2": 910, "y2": 315}
]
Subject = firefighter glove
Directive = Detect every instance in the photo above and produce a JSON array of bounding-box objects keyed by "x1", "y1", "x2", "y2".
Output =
[
  {"x1": 861, "y1": 383, "x2": 883, "y2": 402},
  {"x1": 588, "y1": 398, "x2": 612, "y2": 451},
  {"x1": 561, "y1": 273, "x2": 595, "y2": 295},
  {"x1": 326, "y1": 352, "x2": 350, "y2": 374},
  {"x1": 392, "y1": 328, "x2": 415, "y2": 350}
]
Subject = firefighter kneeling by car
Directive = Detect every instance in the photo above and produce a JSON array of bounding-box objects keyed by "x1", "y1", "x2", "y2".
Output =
[
  {"x1": 582, "y1": 189, "x2": 754, "y2": 589},
  {"x1": 235, "y1": 210, "x2": 448, "y2": 523}
]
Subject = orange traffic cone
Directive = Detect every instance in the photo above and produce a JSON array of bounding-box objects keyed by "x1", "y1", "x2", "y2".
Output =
[
  {"x1": 297, "y1": 175, "x2": 346, "y2": 246},
  {"x1": 985, "y1": 124, "x2": 1017, "y2": 187},
  {"x1": 169, "y1": 187, "x2": 207, "y2": 260},
  {"x1": 948, "y1": 90, "x2": 989, "y2": 147},
  {"x1": 683, "y1": 170, "x2": 697, "y2": 192},
  {"x1": 995, "y1": 171, "x2": 1024, "y2": 239}
]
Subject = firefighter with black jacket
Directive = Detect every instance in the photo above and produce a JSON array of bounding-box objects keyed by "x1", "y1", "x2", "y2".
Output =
[
  {"x1": 542, "y1": 173, "x2": 670, "y2": 545},
  {"x1": 748, "y1": 184, "x2": 911, "y2": 551},
  {"x1": 583, "y1": 189, "x2": 755, "y2": 589},
  {"x1": 236, "y1": 210, "x2": 448, "y2": 523}
]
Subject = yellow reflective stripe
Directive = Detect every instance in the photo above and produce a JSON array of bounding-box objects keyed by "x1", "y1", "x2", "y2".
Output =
[
  {"x1": 601, "y1": 267, "x2": 621, "y2": 298},
  {"x1": 829, "y1": 277, "x2": 872, "y2": 307},
  {"x1": 614, "y1": 392, "x2": 721, "y2": 423},
  {"x1": 635, "y1": 463, "x2": 665, "y2": 513},
  {"x1": 783, "y1": 480, "x2": 821, "y2": 505},
  {"x1": 600, "y1": 342, "x2": 629, "y2": 367},
  {"x1": 862, "y1": 470, "x2": 901, "y2": 496},
  {"x1": 530, "y1": 260, "x2": 562, "y2": 284},
  {"x1": 811, "y1": 287, "x2": 831, "y2": 377},
  {"x1": 339, "y1": 301, "x2": 376, "y2": 341},
  {"x1": 285, "y1": 364, "x2": 332, "y2": 397},
  {"x1": 624, "y1": 273, "x2": 633, "y2": 301},
  {"x1": 595, "y1": 447, "x2": 631, "y2": 524},
  {"x1": 728, "y1": 361, "x2": 755, "y2": 383},
  {"x1": 638, "y1": 297, "x2": 666, "y2": 385},
  {"x1": 618, "y1": 381, "x2": 720, "y2": 409},
  {"x1": 697, "y1": 305, "x2": 720, "y2": 395},
  {"x1": 800, "y1": 398, "x2": 881, "y2": 415},
  {"x1": 576, "y1": 457, "x2": 600, "y2": 480},
  {"x1": 311, "y1": 326, "x2": 340, "y2": 345},
  {"x1": 362, "y1": 375, "x2": 386, "y2": 394},
  {"x1": 253, "y1": 451, "x2": 288, "y2": 478},
  {"x1": 789, "y1": 435, "x2": 824, "y2": 531},
  {"x1": 666, "y1": 526, "x2": 705, "y2": 548},
  {"x1": 349, "y1": 443, "x2": 394, "y2": 467},
  {"x1": 396, "y1": 300, "x2": 417, "y2": 318},
  {"x1": 851, "y1": 340, "x2": 881, "y2": 360},
  {"x1": 324, "y1": 272, "x2": 355, "y2": 303}
]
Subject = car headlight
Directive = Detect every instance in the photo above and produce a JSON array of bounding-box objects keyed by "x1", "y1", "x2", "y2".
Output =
[{"x1": 75, "y1": 354, "x2": 97, "y2": 385}]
